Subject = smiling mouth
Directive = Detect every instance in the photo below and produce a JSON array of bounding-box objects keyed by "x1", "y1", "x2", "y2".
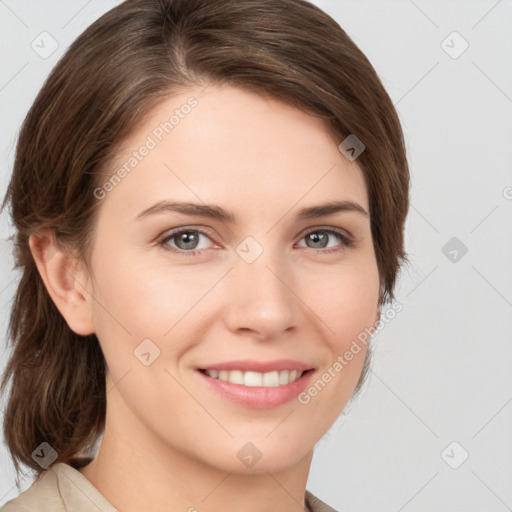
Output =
[{"x1": 198, "y1": 368, "x2": 314, "y2": 387}]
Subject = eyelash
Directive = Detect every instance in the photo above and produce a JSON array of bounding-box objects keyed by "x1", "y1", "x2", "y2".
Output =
[{"x1": 157, "y1": 226, "x2": 354, "y2": 257}]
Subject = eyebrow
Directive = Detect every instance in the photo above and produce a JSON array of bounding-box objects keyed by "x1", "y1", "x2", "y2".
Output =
[{"x1": 135, "y1": 199, "x2": 369, "y2": 223}]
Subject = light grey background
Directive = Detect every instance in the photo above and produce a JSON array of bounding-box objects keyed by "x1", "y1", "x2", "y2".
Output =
[{"x1": 1, "y1": 1, "x2": 511, "y2": 510}]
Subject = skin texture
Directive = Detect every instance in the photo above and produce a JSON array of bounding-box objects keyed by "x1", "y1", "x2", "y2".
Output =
[{"x1": 30, "y1": 84, "x2": 381, "y2": 512}]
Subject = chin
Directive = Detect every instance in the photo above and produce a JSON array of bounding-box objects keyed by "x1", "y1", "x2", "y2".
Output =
[{"x1": 201, "y1": 437, "x2": 314, "y2": 475}]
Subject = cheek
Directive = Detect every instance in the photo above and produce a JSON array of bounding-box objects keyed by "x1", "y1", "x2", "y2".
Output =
[
  {"x1": 90, "y1": 249, "x2": 206, "y2": 336},
  {"x1": 298, "y1": 263, "x2": 378, "y2": 417},
  {"x1": 298, "y1": 256, "x2": 379, "y2": 408},
  {"x1": 304, "y1": 257, "x2": 380, "y2": 346},
  {"x1": 88, "y1": 252, "x2": 224, "y2": 384}
]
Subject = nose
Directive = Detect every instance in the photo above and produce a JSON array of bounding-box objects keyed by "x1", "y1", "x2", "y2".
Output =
[{"x1": 222, "y1": 250, "x2": 303, "y2": 341}]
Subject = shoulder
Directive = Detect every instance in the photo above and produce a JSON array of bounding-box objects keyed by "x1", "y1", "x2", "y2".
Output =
[
  {"x1": 0, "y1": 467, "x2": 62, "y2": 512},
  {"x1": 0, "y1": 459, "x2": 117, "y2": 512},
  {"x1": 305, "y1": 489, "x2": 339, "y2": 512}
]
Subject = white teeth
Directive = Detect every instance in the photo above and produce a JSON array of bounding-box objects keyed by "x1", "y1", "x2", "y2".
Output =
[
  {"x1": 244, "y1": 371, "x2": 262, "y2": 387},
  {"x1": 204, "y1": 369, "x2": 305, "y2": 387},
  {"x1": 262, "y1": 371, "x2": 279, "y2": 387},
  {"x1": 228, "y1": 370, "x2": 244, "y2": 385}
]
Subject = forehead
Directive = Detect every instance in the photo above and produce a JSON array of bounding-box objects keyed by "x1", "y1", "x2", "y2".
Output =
[{"x1": 99, "y1": 84, "x2": 368, "y2": 219}]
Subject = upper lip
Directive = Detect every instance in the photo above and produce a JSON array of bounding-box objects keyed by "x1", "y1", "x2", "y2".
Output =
[{"x1": 198, "y1": 359, "x2": 315, "y2": 373}]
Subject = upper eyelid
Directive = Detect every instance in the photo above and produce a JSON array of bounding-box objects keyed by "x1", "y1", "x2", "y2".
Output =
[
  {"x1": 159, "y1": 225, "x2": 217, "y2": 243},
  {"x1": 300, "y1": 225, "x2": 352, "y2": 238}
]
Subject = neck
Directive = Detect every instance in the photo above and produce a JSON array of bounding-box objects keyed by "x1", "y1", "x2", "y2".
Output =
[{"x1": 79, "y1": 389, "x2": 314, "y2": 512}]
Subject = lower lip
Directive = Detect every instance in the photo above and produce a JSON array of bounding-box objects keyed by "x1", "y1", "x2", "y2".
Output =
[{"x1": 196, "y1": 370, "x2": 315, "y2": 409}]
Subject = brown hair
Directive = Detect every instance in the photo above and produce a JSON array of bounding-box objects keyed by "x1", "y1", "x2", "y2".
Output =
[{"x1": 0, "y1": 0, "x2": 409, "y2": 485}]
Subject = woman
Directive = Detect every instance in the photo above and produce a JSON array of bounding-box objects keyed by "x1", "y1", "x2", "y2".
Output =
[{"x1": 0, "y1": 0, "x2": 409, "y2": 510}]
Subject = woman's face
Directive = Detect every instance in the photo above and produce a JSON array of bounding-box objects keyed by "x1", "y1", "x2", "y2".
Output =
[{"x1": 83, "y1": 84, "x2": 380, "y2": 474}]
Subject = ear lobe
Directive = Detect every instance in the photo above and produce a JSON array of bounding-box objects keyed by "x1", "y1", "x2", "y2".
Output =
[{"x1": 29, "y1": 231, "x2": 95, "y2": 336}]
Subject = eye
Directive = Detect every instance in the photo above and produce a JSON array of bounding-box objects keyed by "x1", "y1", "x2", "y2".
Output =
[
  {"x1": 158, "y1": 228, "x2": 217, "y2": 256},
  {"x1": 296, "y1": 227, "x2": 354, "y2": 253},
  {"x1": 157, "y1": 226, "x2": 354, "y2": 257}
]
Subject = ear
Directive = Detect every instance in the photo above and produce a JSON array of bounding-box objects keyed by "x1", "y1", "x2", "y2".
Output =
[{"x1": 29, "y1": 230, "x2": 95, "y2": 336}]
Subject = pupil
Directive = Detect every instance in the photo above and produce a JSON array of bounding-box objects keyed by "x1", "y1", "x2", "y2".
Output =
[
  {"x1": 177, "y1": 232, "x2": 198, "y2": 250},
  {"x1": 308, "y1": 232, "x2": 327, "y2": 249}
]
